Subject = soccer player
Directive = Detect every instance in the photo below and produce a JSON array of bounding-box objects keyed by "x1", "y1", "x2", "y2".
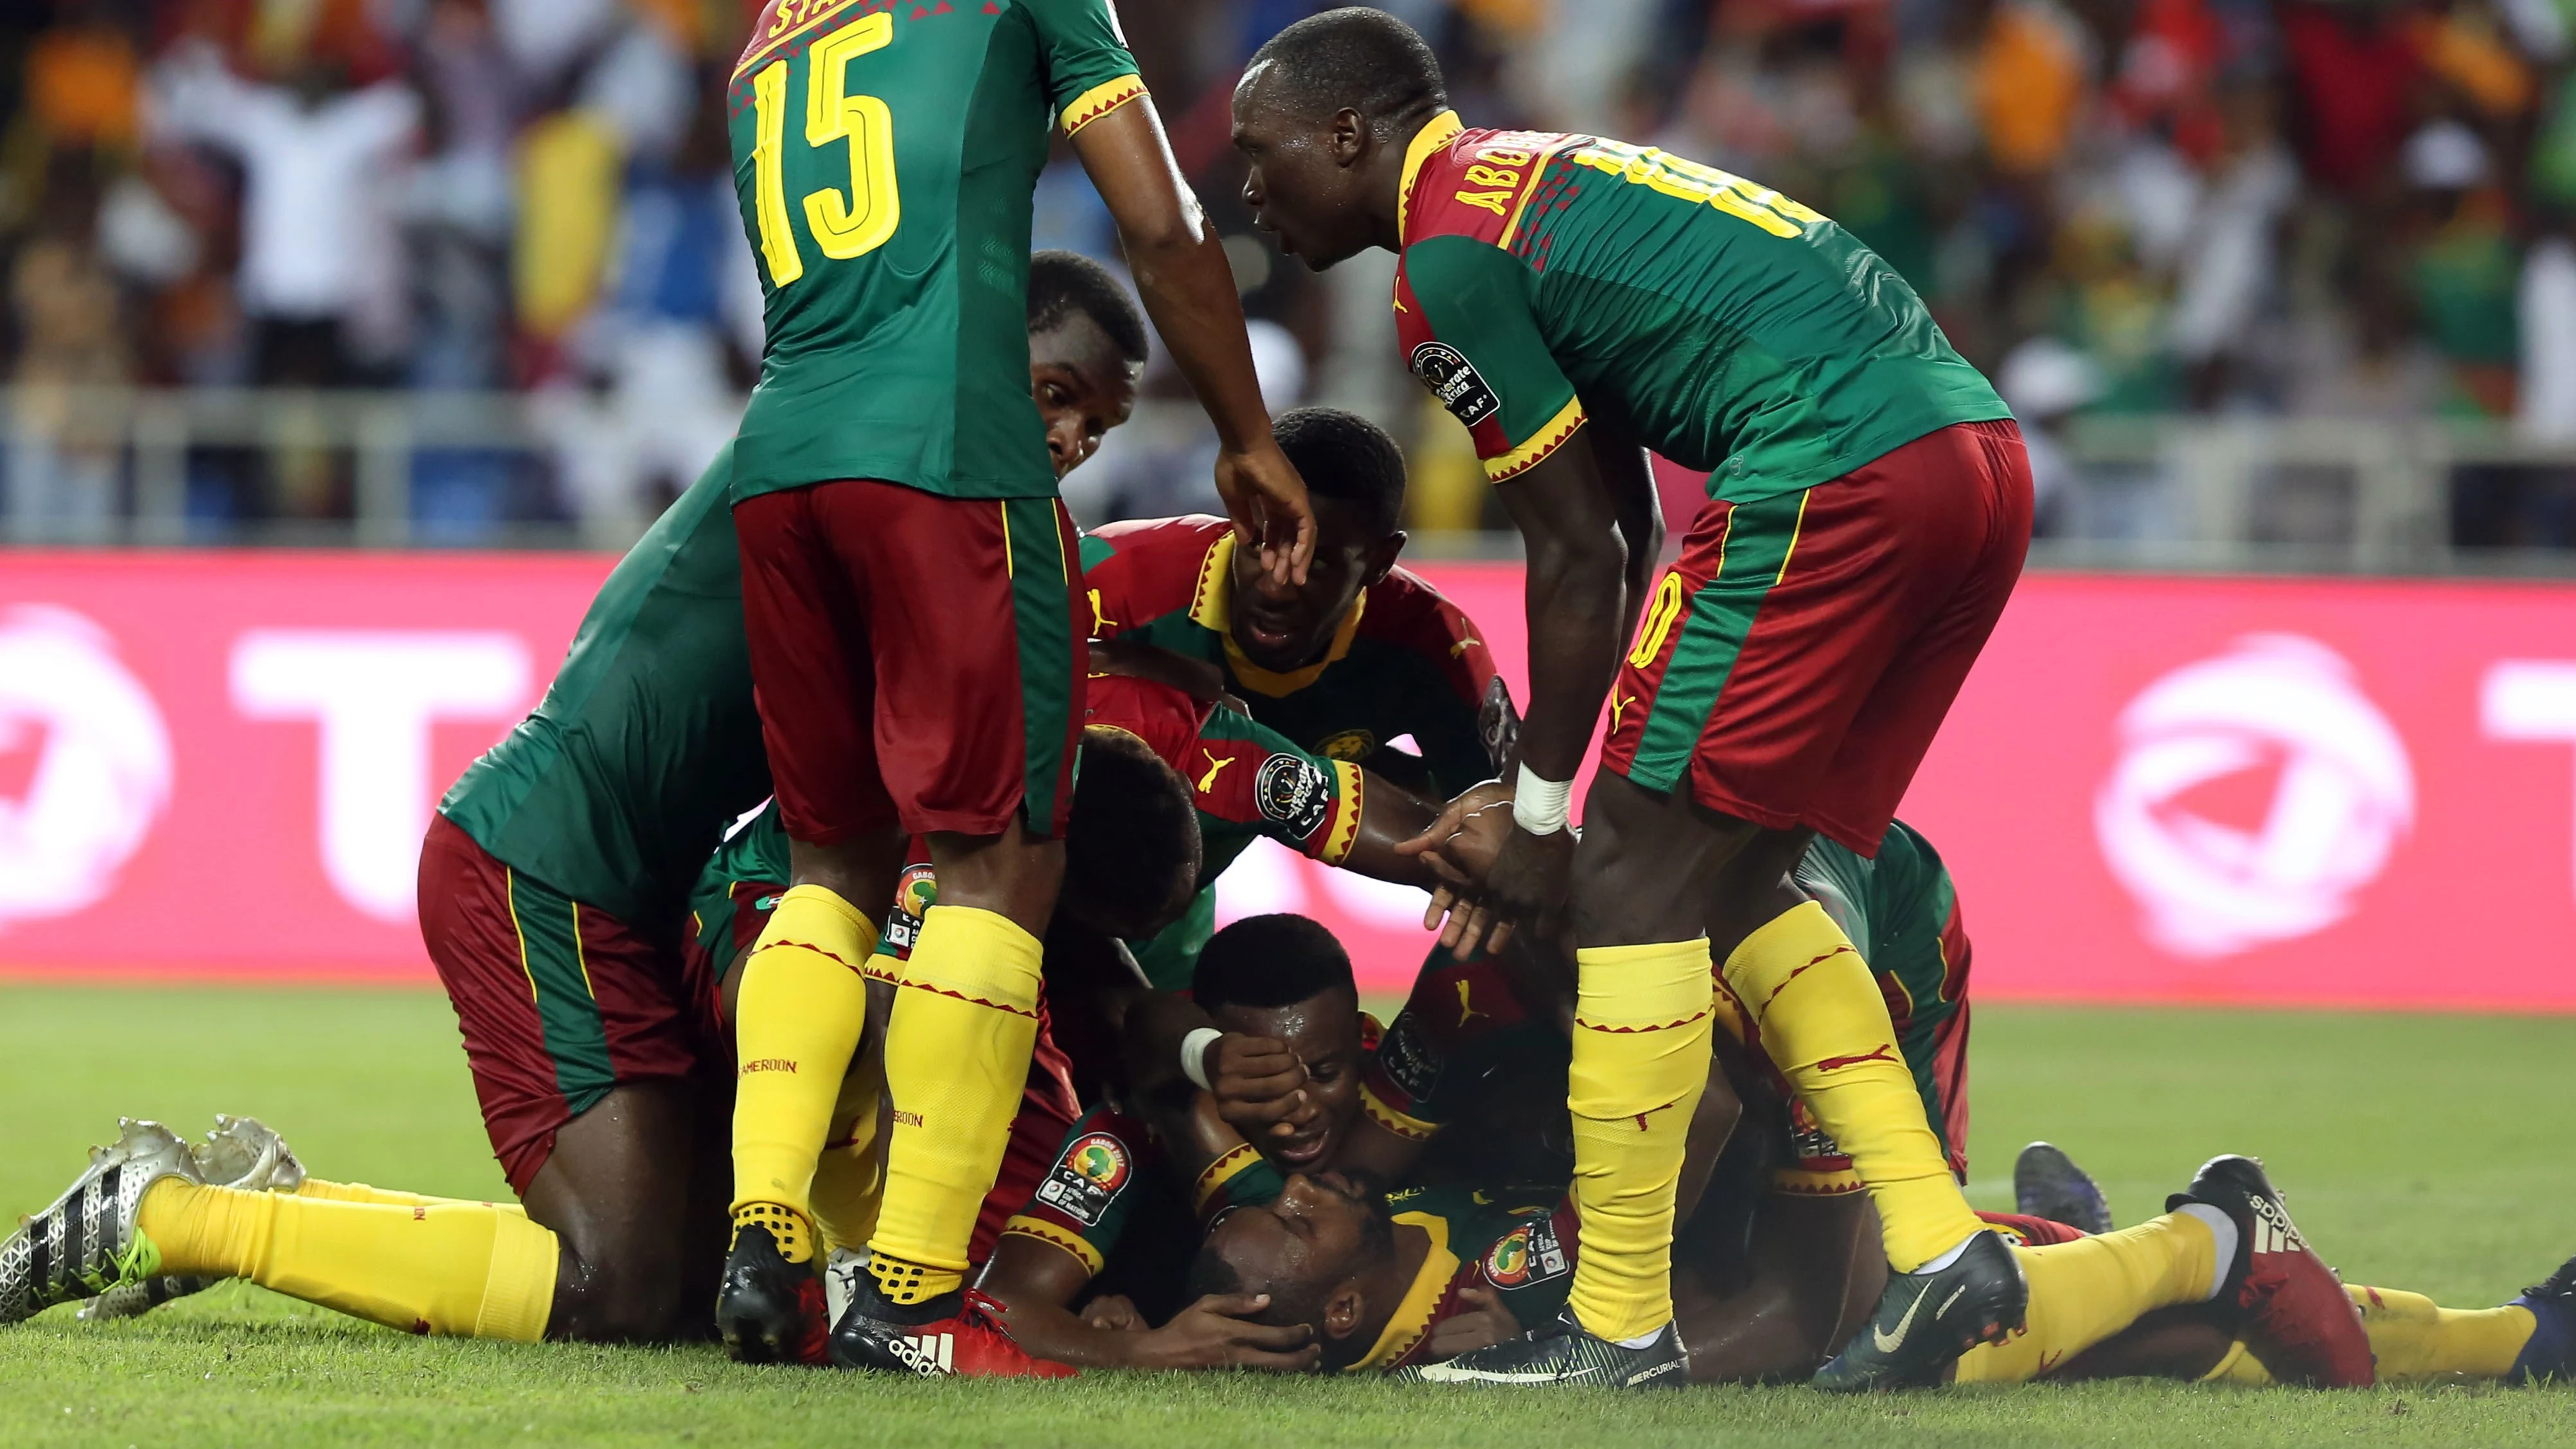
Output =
[
  {"x1": 1232, "y1": 8, "x2": 2034, "y2": 1386},
  {"x1": 0, "y1": 262, "x2": 1154, "y2": 1343},
  {"x1": 973, "y1": 914, "x2": 1373, "y2": 1370},
  {"x1": 716, "y1": 0, "x2": 1320, "y2": 1376},
  {"x1": 2007, "y1": 1147, "x2": 2576, "y2": 1389},
  {"x1": 1081, "y1": 405, "x2": 1512, "y2": 988}
]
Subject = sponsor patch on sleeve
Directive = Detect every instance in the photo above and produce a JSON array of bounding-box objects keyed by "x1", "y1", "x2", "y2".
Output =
[
  {"x1": 1409, "y1": 341, "x2": 1501, "y2": 428},
  {"x1": 1033, "y1": 1132, "x2": 1131, "y2": 1227},
  {"x1": 1254, "y1": 753, "x2": 1334, "y2": 842}
]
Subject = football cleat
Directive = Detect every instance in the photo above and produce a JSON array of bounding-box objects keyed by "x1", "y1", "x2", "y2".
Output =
[
  {"x1": 2014, "y1": 1141, "x2": 2114, "y2": 1236},
  {"x1": 829, "y1": 1275, "x2": 1074, "y2": 1378},
  {"x1": 1394, "y1": 1308, "x2": 1687, "y2": 1388},
  {"x1": 1815, "y1": 1229, "x2": 2028, "y2": 1391},
  {"x1": 81, "y1": 1114, "x2": 308, "y2": 1322},
  {"x1": 714, "y1": 1220, "x2": 830, "y2": 1366},
  {"x1": 1, "y1": 1120, "x2": 201, "y2": 1325},
  {"x1": 2504, "y1": 1252, "x2": 2576, "y2": 1386},
  {"x1": 2168, "y1": 1155, "x2": 2372, "y2": 1388}
]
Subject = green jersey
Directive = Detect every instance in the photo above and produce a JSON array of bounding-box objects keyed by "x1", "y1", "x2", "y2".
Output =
[
  {"x1": 727, "y1": 0, "x2": 1142, "y2": 501},
  {"x1": 1390, "y1": 114, "x2": 2010, "y2": 499},
  {"x1": 441, "y1": 447, "x2": 770, "y2": 928}
]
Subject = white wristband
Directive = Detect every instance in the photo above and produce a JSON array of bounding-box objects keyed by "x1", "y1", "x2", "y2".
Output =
[
  {"x1": 1511, "y1": 762, "x2": 1572, "y2": 835},
  {"x1": 1180, "y1": 1027, "x2": 1223, "y2": 1092}
]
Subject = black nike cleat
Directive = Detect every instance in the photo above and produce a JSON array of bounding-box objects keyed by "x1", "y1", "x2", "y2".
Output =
[
  {"x1": 1814, "y1": 1229, "x2": 2027, "y2": 1391},
  {"x1": 828, "y1": 1272, "x2": 1072, "y2": 1377},
  {"x1": 2504, "y1": 1253, "x2": 2575, "y2": 1385},
  {"x1": 2014, "y1": 1142, "x2": 2114, "y2": 1236},
  {"x1": 2169, "y1": 1155, "x2": 2371, "y2": 1388},
  {"x1": 1394, "y1": 1308, "x2": 1687, "y2": 1389},
  {"x1": 714, "y1": 1220, "x2": 828, "y2": 1365}
]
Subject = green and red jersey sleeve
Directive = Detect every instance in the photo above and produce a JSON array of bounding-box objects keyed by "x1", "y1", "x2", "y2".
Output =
[
  {"x1": 1085, "y1": 673, "x2": 1367, "y2": 866},
  {"x1": 1027, "y1": 0, "x2": 1144, "y2": 136},
  {"x1": 1394, "y1": 120, "x2": 1591, "y2": 483},
  {"x1": 1361, "y1": 945, "x2": 1564, "y2": 1142},
  {"x1": 997, "y1": 1106, "x2": 1154, "y2": 1279},
  {"x1": 1353, "y1": 566, "x2": 1504, "y2": 790},
  {"x1": 1077, "y1": 514, "x2": 1232, "y2": 642}
]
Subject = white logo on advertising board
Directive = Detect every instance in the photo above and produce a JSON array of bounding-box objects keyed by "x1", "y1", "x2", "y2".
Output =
[
  {"x1": 0, "y1": 605, "x2": 173, "y2": 929},
  {"x1": 2095, "y1": 634, "x2": 2413, "y2": 957},
  {"x1": 230, "y1": 630, "x2": 528, "y2": 923}
]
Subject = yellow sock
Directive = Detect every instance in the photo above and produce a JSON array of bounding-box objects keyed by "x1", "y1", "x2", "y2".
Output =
[
  {"x1": 1722, "y1": 900, "x2": 1983, "y2": 1272},
  {"x1": 866, "y1": 905, "x2": 1043, "y2": 1305},
  {"x1": 1955, "y1": 1211, "x2": 2218, "y2": 1383},
  {"x1": 2348, "y1": 1285, "x2": 2536, "y2": 1383},
  {"x1": 2205, "y1": 1338, "x2": 2275, "y2": 1384},
  {"x1": 1564, "y1": 938, "x2": 1714, "y2": 1342},
  {"x1": 811, "y1": 1062, "x2": 885, "y2": 1254},
  {"x1": 727, "y1": 885, "x2": 876, "y2": 1261},
  {"x1": 294, "y1": 1178, "x2": 525, "y2": 1215},
  {"x1": 138, "y1": 1179, "x2": 556, "y2": 1340}
]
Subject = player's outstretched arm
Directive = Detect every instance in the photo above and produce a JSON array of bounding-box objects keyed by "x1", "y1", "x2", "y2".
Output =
[
  {"x1": 977, "y1": 1236, "x2": 1318, "y2": 1371},
  {"x1": 1478, "y1": 439, "x2": 1630, "y2": 926},
  {"x1": 1072, "y1": 100, "x2": 1314, "y2": 584}
]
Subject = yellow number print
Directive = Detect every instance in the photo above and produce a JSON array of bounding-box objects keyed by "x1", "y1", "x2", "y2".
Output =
[
  {"x1": 748, "y1": 11, "x2": 901, "y2": 288},
  {"x1": 1570, "y1": 139, "x2": 1823, "y2": 239},
  {"x1": 749, "y1": 60, "x2": 803, "y2": 287},
  {"x1": 1627, "y1": 571, "x2": 1687, "y2": 668},
  {"x1": 803, "y1": 12, "x2": 900, "y2": 261}
]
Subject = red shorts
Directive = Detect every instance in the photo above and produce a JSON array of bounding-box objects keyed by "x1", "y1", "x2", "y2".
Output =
[
  {"x1": 418, "y1": 813, "x2": 729, "y2": 1193},
  {"x1": 1601, "y1": 420, "x2": 2033, "y2": 855},
  {"x1": 733, "y1": 481, "x2": 1085, "y2": 844}
]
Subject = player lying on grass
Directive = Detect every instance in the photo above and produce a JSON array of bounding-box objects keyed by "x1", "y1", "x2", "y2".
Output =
[
  {"x1": 693, "y1": 668, "x2": 1511, "y2": 1370},
  {"x1": 970, "y1": 914, "x2": 1376, "y2": 1370},
  {"x1": 1237, "y1": 8, "x2": 2036, "y2": 1388},
  {"x1": 2001, "y1": 1144, "x2": 2576, "y2": 1389},
  {"x1": 0, "y1": 260, "x2": 1151, "y2": 1344}
]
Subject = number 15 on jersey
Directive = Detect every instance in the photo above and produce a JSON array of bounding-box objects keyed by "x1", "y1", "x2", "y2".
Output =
[{"x1": 747, "y1": 10, "x2": 900, "y2": 288}]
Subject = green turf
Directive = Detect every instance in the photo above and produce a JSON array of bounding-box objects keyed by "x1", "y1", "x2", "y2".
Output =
[{"x1": 2, "y1": 985, "x2": 2569, "y2": 1446}]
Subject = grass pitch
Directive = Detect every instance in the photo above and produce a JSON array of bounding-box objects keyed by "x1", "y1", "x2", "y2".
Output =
[{"x1": 1, "y1": 984, "x2": 2569, "y2": 1446}]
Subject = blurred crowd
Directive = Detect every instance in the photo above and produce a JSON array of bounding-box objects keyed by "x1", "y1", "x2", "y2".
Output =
[{"x1": 4, "y1": 0, "x2": 2576, "y2": 546}]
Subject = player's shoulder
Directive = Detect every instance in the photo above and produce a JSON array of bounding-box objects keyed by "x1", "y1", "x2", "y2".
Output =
[
  {"x1": 1082, "y1": 671, "x2": 1211, "y2": 768},
  {"x1": 1083, "y1": 515, "x2": 1230, "y2": 623},
  {"x1": 1355, "y1": 565, "x2": 1496, "y2": 683}
]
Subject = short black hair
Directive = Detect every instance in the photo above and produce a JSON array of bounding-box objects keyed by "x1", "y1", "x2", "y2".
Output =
[
  {"x1": 1192, "y1": 913, "x2": 1356, "y2": 1011},
  {"x1": 1273, "y1": 405, "x2": 1405, "y2": 538},
  {"x1": 1029, "y1": 250, "x2": 1149, "y2": 366},
  {"x1": 1065, "y1": 727, "x2": 1201, "y2": 928},
  {"x1": 1245, "y1": 8, "x2": 1448, "y2": 130}
]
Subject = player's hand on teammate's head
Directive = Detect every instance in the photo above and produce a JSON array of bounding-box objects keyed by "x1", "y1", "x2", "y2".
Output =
[
  {"x1": 1141, "y1": 1293, "x2": 1322, "y2": 1372},
  {"x1": 1214, "y1": 436, "x2": 1317, "y2": 587},
  {"x1": 1207, "y1": 1032, "x2": 1317, "y2": 1141}
]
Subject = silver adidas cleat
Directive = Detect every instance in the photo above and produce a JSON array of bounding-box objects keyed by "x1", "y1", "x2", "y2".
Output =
[
  {"x1": 2, "y1": 1119, "x2": 202, "y2": 1325},
  {"x1": 78, "y1": 1115, "x2": 305, "y2": 1321}
]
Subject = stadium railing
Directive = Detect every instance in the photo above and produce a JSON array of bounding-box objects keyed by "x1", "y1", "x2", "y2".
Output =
[{"x1": 4, "y1": 387, "x2": 2576, "y2": 574}]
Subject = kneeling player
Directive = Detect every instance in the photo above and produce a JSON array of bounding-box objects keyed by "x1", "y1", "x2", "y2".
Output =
[{"x1": 0, "y1": 257, "x2": 1153, "y2": 1339}]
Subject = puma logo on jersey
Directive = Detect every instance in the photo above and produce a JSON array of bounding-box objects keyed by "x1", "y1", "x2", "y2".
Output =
[
  {"x1": 1455, "y1": 980, "x2": 1488, "y2": 1026},
  {"x1": 1196, "y1": 750, "x2": 1234, "y2": 793},
  {"x1": 885, "y1": 1331, "x2": 955, "y2": 1376},
  {"x1": 1088, "y1": 589, "x2": 1114, "y2": 632},
  {"x1": 1610, "y1": 691, "x2": 1640, "y2": 731},
  {"x1": 1450, "y1": 638, "x2": 1482, "y2": 657}
]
